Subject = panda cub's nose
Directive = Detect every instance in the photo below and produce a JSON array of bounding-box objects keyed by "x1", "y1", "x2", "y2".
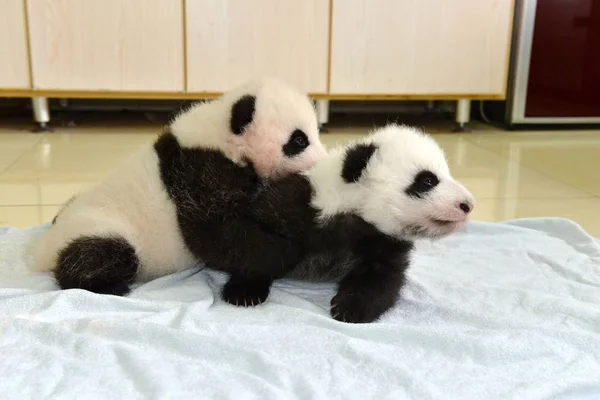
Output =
[{"x1": 459, "y1": 202, "x2": 472, "y2": 214}]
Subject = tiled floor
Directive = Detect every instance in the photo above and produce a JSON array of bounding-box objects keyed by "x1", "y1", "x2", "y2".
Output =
[{"x1": 1, "y1": 121, "x2": 599, "y2": 237}]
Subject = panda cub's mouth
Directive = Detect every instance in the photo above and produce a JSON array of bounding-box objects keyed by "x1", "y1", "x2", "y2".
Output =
[{"x1": 430, "y1": 218, "x2": 456, "y2": 226}]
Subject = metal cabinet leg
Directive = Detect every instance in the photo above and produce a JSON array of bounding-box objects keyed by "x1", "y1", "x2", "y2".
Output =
[
  {"x1": 316, "y1": 99, "x2": 330, "y2": 133},
  {"x1": 453, "y1": 99, "x2": 471, "y2": 132},
  {"x1": 31, "y1": 97, "x2": 53, "y2": 132}
]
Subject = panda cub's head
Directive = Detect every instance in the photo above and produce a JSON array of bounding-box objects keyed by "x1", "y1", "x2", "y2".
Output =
[
  {"x1": 310, "y1": 124, "x2": 475, "y2": 240},
  {"x1": 170, "y1": 78, "x2": 326, "y2": 179}
]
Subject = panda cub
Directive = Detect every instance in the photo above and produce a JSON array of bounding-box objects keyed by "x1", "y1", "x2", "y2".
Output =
[
  {"x1": 33, "y1": 78, "x2": 326, "y2": 296},
  {"x1": 226, "y1": 124, "x2": 475, "y2": 323}
]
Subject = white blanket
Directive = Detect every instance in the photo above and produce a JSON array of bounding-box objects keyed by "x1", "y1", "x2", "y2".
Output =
[{"x1": 1, "y1": 218, "x2": 599, "y2": 399}]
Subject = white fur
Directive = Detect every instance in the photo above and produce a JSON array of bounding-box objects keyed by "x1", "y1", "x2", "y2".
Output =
[
  {"x1": 309, "y1": 124, "x2": 475, "y2": 240},
  {"x1": 34, "y1": 148, "x2": 196, "y2": 279},
  {"x1": 34, "y1": 78, "x2": 326, "y2": 281}
]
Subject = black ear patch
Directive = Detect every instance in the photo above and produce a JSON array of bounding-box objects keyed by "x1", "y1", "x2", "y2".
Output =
[
  {"x1": 341, "y1": 143, "x2": 377, "y2": 183},
  {"x1": 405, "y1": 170, "x2": 439, "y2": 198},
  {"x1": 230, "y1": 95, "x2": 256, "y2": 135}
]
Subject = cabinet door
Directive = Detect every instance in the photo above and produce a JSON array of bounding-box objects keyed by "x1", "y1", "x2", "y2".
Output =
[
  {"x1": 185, "y1": 0, "x2": 329, "y2": 93},
  {"x1": 0, "y1": 0, "x2": 30, "y2": 88},
  {"x1": 27, "y1": 0, "x2": 184, "y2": 92},
  {"x1": 330, "y1": 0, "x2": 514, "y2": 96}
]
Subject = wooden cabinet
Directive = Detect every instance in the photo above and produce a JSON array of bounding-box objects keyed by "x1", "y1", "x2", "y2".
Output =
[
  {"x1": 185, "y1": 0, "x2": 329, "y2": 94},
  {"x1": 330, "y1": 0, "x2": 514, "y2": 96},
  {"x1": 0, "y1": 0, "x2": 516, "y2": 100},
  {"x1": 26, "y1": 0, "x2": 184, "y2": 92},
  {"x1": 0, "y1": 0, "x2": 30, "y2": 88}
]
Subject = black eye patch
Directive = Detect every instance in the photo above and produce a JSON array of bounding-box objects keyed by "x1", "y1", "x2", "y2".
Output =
[
  {"x1": 405, "y1": 170, "x2": 439, "y2": 198},
  {"x1": 283, "y1": 129, "x2": 310, "y2": 157}
]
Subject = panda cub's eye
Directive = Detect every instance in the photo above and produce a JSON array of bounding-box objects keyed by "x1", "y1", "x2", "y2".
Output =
[
  {"x1": 416, "y1": 171, "x2": 438, "y2": 188},
  {"x1": 294, "y1": 134, "x2": 307, "y2": 147},
  {"x1": 283, "y1": 129, "x2": 310, "y2": 157},
  {"x1": 405, "y1": 170, "x2": 439, "y2": 198},
  {"x1": 423, "y1": 176, "x2": 435, "y2": 187}
]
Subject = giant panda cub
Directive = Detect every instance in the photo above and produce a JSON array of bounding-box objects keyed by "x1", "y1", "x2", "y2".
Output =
[
  {"x1": 33, "y1": 78, "x2": 326, "y2": 296},
  {"x1": 223, "y1": 124, "x2": 475, "y2": 323}
]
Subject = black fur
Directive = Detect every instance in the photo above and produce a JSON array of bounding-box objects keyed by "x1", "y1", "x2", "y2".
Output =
[
  {"x1": 405, "y1": 170, "x2": 439, "y2": 198},
  {"x1": 329, "y1": 228, "x2": 411, "y2": 323},
  {"x1": 154, "y1": 129, "x2": 412, "y2": 323},
  {"x1": 283, "y1": 129, "x2": 310, "y2": 157},
  {"x1": 153, "y1": 132, "x2": 302, "y2": 306},
  {"x1": 230, "y1": 95, "x2": 256, "y2": 135},
  {"x1": 54, "y1": 236, "x2": 138, "y2": 296},
  {"x1": 240, "y1": 174, "x2": 414, "y2": 323},
  {"x1": 341, "y1": 143, "x2": 377, "y2": 183},
  {"x1": 222, "y1": 275, "x2": 272, "y2": 307}
]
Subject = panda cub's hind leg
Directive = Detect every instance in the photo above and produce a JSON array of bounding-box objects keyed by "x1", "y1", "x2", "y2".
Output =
[{"x1": 54, "y1": 235, "x2": 139, "y2": 296}]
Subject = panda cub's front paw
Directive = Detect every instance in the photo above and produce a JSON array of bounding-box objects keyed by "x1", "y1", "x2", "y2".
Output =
[
  {"x1": 222, "y1": 276, "x2": 271, "y2": 307},
  {"x1": 330, "y1": 290, "x2": 389, "y2": 324}
]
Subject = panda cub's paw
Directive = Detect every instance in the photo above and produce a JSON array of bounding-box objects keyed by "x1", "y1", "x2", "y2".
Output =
[
  {"x1": 222, "y1": 275, "x2": 272, "y2": 307},
  {"x1": 330, "y1": 290, "x2": 390, "y2": 324},
  {"x1": 330, "y1": 292, "x2": 370, "y2": 324}
]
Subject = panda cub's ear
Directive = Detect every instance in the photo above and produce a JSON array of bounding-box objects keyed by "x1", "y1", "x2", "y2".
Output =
[
  {"x1": 341, "y1": 143, "x2": 377, "y2": 183},
  {"x1": 230, "y1": 95, "x2": 256, "y2": 135}
]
